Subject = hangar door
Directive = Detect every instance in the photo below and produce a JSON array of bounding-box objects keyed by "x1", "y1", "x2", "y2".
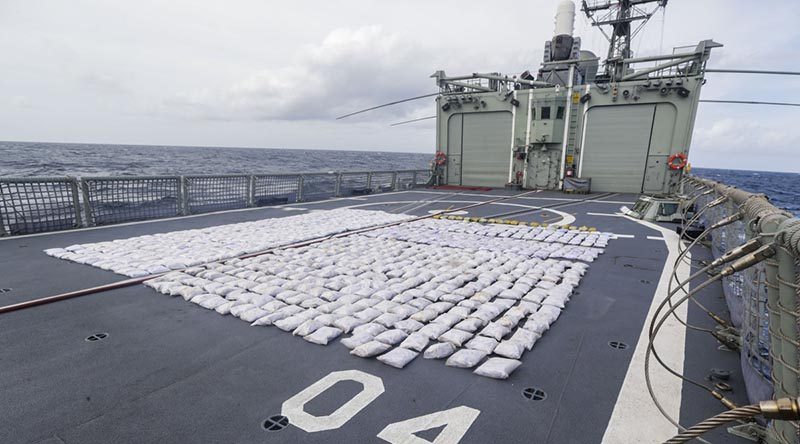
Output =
[
  {"x1": 580, "y1": 104, "x2": 655, "y2": 193},
  {"x1": 448, "y1": 112, "x2": 512, "y2": 187}
]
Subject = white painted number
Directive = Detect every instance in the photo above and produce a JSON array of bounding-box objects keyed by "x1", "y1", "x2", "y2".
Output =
[
  {"x1": 281, "y1": 369, "x2": 385, "y2": 432},
  {"x1": 282, "y1": 370, "x2": 481, "y2": 443},
  {"x1": 377, "y1": 406, "x2": 481, "y2": 444}
]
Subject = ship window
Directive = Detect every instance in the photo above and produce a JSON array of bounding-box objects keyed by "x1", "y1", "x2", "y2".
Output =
[
  {"x1": 540, "y1": 106, "x2": 551, "y2": 119},
  {"x1": 659, "y1": 203, "x2": 679, "y2": 216},
  {"x1": 556, "y1": 106, "x2": 565, "y2": 119}
]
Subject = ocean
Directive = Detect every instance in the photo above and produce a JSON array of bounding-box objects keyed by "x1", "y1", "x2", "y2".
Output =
[{"x1": 1, "y1": 141, "x2": 797, "y2": 216}]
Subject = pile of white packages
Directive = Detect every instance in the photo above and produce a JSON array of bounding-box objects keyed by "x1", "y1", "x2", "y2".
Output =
[
  {"x1": 42, "y1": 209, "x2": 412, "y2": 277},
  {"x1": 142, "y1": 213, "x2": 611, "y2": 379}
]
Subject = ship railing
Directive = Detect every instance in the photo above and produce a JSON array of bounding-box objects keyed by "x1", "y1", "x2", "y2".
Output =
[
  {"x1": 686, "y1": 176, "x2": 800, "y2": 444},
  {"x1": 0, "y1": 169, "x2": 431, "y2": 236}
]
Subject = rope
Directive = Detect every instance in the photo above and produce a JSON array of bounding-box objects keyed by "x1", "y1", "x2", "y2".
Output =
[{"x1": 664, "y1": 405, "x2": 762, "y2": 444}]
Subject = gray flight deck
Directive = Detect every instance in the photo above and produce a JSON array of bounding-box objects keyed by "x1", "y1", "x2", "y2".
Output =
[{"x1": 0, "y1": 189, "x2": 749, "y2": 443}]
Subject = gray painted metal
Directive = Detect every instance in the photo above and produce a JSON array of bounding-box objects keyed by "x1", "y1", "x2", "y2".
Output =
[
  {"x1": 460, "y1": 112, "x2": 513, "y2": 187},
  {"x1": 580, "y1": 104, "x2": 655, "y2": 193}
]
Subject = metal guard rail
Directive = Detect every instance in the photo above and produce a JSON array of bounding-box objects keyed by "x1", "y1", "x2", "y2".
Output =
[
  {"x1": 687, "y1": 175, "x2": 800, "y2": 444},
  {"x1": 0, "y1": 170, "x2": 431, "y2": 236}
]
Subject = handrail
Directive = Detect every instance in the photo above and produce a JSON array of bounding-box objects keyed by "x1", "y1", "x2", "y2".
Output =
[
  {"x1": 686, "y1": 175, "x2": 800, "y2": 443},
  {"x1": 0, "y1": 169, "x2": 431, "y2": 236}
]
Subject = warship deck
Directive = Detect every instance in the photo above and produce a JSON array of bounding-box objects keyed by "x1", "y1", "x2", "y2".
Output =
[{"x1": 0, "y1": 188, "x2": 750, "y2": 444}]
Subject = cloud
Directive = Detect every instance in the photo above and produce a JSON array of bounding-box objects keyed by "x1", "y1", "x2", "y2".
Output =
[
  {"x1": 167, "y1": 26, "x2": 437, "y2": 122},
  {"x1": 690, "y1": 116, "x2": 800, "y2": 171}
]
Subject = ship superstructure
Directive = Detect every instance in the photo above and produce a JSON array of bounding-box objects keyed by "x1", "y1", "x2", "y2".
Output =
[{"x1": 433, "y1": 0, "x2": 719, "y2": 195}]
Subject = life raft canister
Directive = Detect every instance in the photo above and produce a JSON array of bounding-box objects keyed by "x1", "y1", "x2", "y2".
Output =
[
  {"x1": 434, "y1": 151, "x2": 447, "y2": 166},
  {"x1": 668, "y1": 152, "x2": 688, "y2": 170}
]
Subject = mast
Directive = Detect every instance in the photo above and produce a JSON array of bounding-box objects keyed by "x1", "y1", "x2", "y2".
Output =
[{"x1": 581, "y1": 0, "x2": 668, "y2": 80}]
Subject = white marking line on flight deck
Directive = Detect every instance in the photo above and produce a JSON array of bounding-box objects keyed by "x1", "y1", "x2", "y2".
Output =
[
  {"x1": 399, "y1": 190, "x2": 635, "y2": 205},
  {"x1": 612, "y1": 234, "x2": 635, "y2": 239},
  {"x1": 586, "y1": 212, "x2": 622, "y2": 217},
  {"x1": 601, "y1": 217, "x2": 689, "y2": 444},
  {"x1": 283, "y1": 207, "x2": 308, "y2": 211},
  {"x1": 339, "y1": 200, "x2": 577, "y2": 226},
  {"x1": 647, "y1": 236, "x2": 665, "y2": 241}
]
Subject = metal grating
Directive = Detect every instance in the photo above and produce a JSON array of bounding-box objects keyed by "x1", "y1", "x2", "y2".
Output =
[
  {"x1": 300, "y1": 173, "x2": 337, "y2": 202},
  {"x1": 85, "y1": 332, "x2": 108, "y2": 342},
  {"x1": 252, "y1": 174, "x2": 300, "y2": 206},
  {"x1": 262, "y1": 415, "x2": 290, "y2": 432},
  {"x1": 185, "y1": 175, "x2": 249, "y2": 214},
  {"x1": 522, "y1": 387, "x2": 547, "y2": 401},
  {"x1": 0, "y1": 177, "x2": 82, "y2": 235},
  {"x1": 82, "y1": 176, "x2": 181, "y2": 225}
]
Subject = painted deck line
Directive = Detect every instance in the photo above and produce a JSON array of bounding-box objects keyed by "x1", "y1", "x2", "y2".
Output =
[
  {"x1": 647, "y1": 236, "x2": 666, "y2": 241},
  {"x1": 586, "y1": 212, "x2": 622, "y2": 217},
  {"x1": 339, "y1": 199, "x2": 578, "y2": 227},
  {"x1": 601, "y1": 217, "x2": 690, "y2": 444},
  {"x1": 283, "y1": 207, "x2": 308, "y2": 211},
  {"x1": 405, "y1": 190, "x2": 635, "y2": 205},
  {"x1": 611, "y1": 234, "x2": 635, "y2": 239}
]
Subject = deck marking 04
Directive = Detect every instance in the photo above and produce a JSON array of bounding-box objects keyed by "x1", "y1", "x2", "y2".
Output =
[
  {"x1": 377, "y1": 406, "x2": 480, "y2": 444},
  {"x1": 281, "y1": 370, "x2": 384, "y2": 433},
  {"x1": 646, "y1": 236, "x2": 666, "y2": 241},
  {"x1": 601, "y1": 216, "x2": 689, "y2": 444}
]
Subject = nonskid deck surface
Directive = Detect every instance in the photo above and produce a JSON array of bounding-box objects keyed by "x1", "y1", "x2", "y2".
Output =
[{"x1": 0, "y1": 189, "x2": 749, "y2": 443}]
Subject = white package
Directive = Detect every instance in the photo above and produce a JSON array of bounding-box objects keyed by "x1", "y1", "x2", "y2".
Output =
[
  {"x1": 445, "y1": 349, "x2": 488, "y2": 368},
  {"x1": 493, "y1": 340, "x2": 526, "y2": 359},
  {"x1": 474, "y1": 357, "x2": 522, "y2": 379},
  {"x1": 351, "y1": 340, "x2": 392, "y2": 358},
  {"x1": 375, "y1": 329, "x2": 408, "y2": 345},
  {"x1": 303, "y1": 326, "x2": 343, "y2": 345},
  {"x1": 377, "y1": 347, "x2": 419, "y2": 369},
  {"x1": 399, "y1": 332, "x2": 430, "y2": 352},
  {"x1": 423, "y1": 342, "x2": 457, "y2": 359},
  {"x1": 438, "y1": 329, "x2": 474, "y2": 347}
]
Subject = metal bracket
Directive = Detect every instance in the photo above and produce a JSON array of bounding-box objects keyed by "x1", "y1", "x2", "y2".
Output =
[{"x1": 727, "y1": 422, "x2": 766, "y2": 442}]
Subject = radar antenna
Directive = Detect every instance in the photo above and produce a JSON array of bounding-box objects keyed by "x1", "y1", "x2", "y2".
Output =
[{"x1": 581, "y1": 0, "x2": 668, "y2": 80}]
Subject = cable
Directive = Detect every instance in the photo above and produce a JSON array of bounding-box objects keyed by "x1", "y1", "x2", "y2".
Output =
[
  {"x1": 664, "y1": 404, "x2": 762, "y2": 444},
  {"x1": 645, "y1": 244, "x2": 778, "y2": 436},
  {"x1": 664, "y1": 194, "x2": 734, "y2": 332},
  {"x1": 644, "y1": 202, "x2": 774, "y2": 434},
  {"x1": 664, "y1": 398, "x2": 800, "y2": 444}
]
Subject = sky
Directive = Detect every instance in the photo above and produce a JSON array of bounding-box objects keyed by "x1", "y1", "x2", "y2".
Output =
[{"x1": 1, "y1": 0, "x2": 799, "y2": 172}]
